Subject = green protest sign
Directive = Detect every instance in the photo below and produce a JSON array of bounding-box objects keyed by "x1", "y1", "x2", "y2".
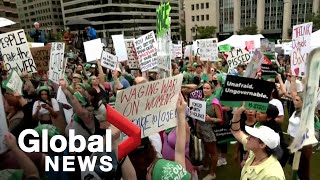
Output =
[
  {"x1": 156, "y1": 2, "x2": 171, "y2": 37},
  {"x1": 218, "y1": 44, "x2": 231, "y2": 52}
]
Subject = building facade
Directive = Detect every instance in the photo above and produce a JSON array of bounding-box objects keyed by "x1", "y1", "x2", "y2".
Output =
[
  {"x1": 61, "y1": 0, "x2": 180, "y2": 39},
  {"x1": 0, "y1": 0, "x2": 20, "y2": 33},
  {"x1": 16, "y1": 0, "x2": 64, "y2": 33}
]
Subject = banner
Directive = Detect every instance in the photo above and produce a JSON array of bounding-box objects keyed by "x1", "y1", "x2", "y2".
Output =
[
  {"x1": 101, "y1": 51, "x2": 118, "y2": 70},
  {"x1": 84, "y1": 38, "x2": 103, "y2": 62},
  {"x1": 226, "y1": 48, "x2": 250, "y2": 72},
  {"x1": 112, "y1": 34, "x2": 128, "y2": 62},
  {"x1": 0, "y1": 29, "x2": 37, "y2": 74},
  {"x1": 124, "y1": 39, "x2": 139, "y2": 69},
  {"x1": 3, "y1": 70, "x2": 23, "y2": 95},
  {"x1": 0, "y1": 88, "x2": 8, "y2": 154},
  {"x1": 220, "y1": 75, "x2": 274, "y2": 112},
  {"x1": 115, "y1": 74, "x2": 183, "y2": 138},
  {"x1": 196, "y1": 38, "x2": 218, "y2": 61},
  {"x1": 189, "y1": 99, "x2": 206, "y2": 122},
  {"x1": 49, "y1": 42, "x2": 65, "y2": 84},
  {"x1": 261, "y1": 64, "x2": 278, "y2": 80},
  {"x1": 291, "y1": 22, "x2": 313, "y2": 77},
  {"x1": 30, "y1": 46, "x2": 50, "y2": 76},
  {"x1": 134, "y1": 31, "x2": 158, "y2": 72}
]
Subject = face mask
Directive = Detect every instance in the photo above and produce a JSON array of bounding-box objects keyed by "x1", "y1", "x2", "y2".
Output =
[{"x1": 212, "y1": 80, "x2": 218, "y2": 86}]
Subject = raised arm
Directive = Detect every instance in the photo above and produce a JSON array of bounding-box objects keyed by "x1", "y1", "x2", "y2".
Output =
[
  {"x1": 276, "y1": 74, "x2": 288, "y2": 97},
  {"x1": 175, "y1": 93, "x2": 187, "y2": 169},
  {"x1": 230, "y1": 104, "x2": 246, "y2": 143},
  {"x1": 96, "y1": 60, "x2": 106, "y2": 87},
  {"x1": 290, "y1": 75, "x2": 298, "y2": 99}
]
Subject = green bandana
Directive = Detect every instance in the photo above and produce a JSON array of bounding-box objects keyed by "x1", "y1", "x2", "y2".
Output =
[
  {"x1": 34, "y1": 124, "x2": 60, "y2": 139},
  {"x1": 74, "y1": 91, "x2": 87, "y2": 106}
]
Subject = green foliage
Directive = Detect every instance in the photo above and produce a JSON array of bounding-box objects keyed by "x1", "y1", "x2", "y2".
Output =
[
  {"x1": 237, "y1": 24, "x2": 258, "y2": 35},
  {"x1": 306, "y1": 12, "x2": 320, "y2": 30},
  {"x1": 196, "y1": 26, "x2": 217, "y2": 39}
]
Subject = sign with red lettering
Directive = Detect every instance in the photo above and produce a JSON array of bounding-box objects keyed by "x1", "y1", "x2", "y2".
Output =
[
  {"x1": 115, "y1": 74, "x2": 183, "y2": 138},
  {"x1": 124, "y1": 39, "x2": 139, "y2": 69},
  {"x1": 49, "y1": 42, "x2": 65, "y2": 84},
  {"x1": 291, "y1": 22, "x2": 313, "y2": 77},
  {"x1": 134, "y1": 31, "x2": 158, "y2": 72},
  {"x1": 0, "y1": 29, "x2": 37, "y2": 75}
]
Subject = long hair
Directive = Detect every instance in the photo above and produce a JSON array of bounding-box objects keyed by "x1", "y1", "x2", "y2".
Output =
[{"x1": 86, "y1": 87, "x2": 100, "y2": 110}]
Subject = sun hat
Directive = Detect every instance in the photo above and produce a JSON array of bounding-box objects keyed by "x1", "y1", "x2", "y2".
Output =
[
  {"x1": 245, "y1": 125, "x2": 280, "y2": 149},
  {"x1": 151, "y1": 159, "x2": 191, "y2": 180}
]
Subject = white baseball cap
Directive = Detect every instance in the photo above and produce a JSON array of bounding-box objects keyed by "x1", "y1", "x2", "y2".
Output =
[{"x1": 245, "y1": 125, "x2": 280, "y2": 149}]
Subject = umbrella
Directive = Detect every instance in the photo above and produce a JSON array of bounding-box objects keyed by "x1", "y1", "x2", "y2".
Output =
[
  {"x1": 0, "y1": 17, "x2": 16, "y2": 28},
  {"x1": 66, "y1": 18, "x2": 92, "y2": 30}
]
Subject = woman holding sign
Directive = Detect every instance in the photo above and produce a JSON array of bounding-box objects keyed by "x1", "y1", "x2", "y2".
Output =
[{"x1": 198, "y1": 82, "x2": 223, "y2": 180}]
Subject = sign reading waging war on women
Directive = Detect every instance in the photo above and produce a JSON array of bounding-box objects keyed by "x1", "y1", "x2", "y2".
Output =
[
  {"x1": 115, "y1": 74, "x2": 183, "y2": 138},
  {"x1": 49, "y1": 42, "x2": 65, "y2": 84},
  {"x1": 291, "y1": 22, "x2": 312, "y2": 77},
  {"x1": 134, "y1": 31, "x2": 158, "y2": 72},
  {"x1": 0, "y1": 29, "x2": 37, "y2": 74},
  {"x1": 226, "y1": 48, "x2": 250, "y2": 72},
  {"x1": 220, "y1": 75, "x2": 274, "y2": 112}
]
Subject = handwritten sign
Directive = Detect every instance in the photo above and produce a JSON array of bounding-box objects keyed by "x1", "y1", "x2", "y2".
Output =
[
  {"x1": 30, "y1": 46, "x2": 50, "y2": 76},
  {"x1": 245, "y1": 40, "x2": 255, "y2": 51},
  {"x1": 134, "y1": 31, "x2": 158, "y2": 72},
  {"x1": 0, "y1": 29, "x2": 37, "y2": 74},
  {"x1": 124, "y1": 39, "x2": 139, "y2": 69},
  {"x1": 115, "y1": 74, "x2": 183, "y2": 138},
  {"x1": 112, "y1": 34, "x2": 128, "y2": 62},
  {"x1": 291, "y1": 22, "x2": 313, "y2": 77},
  {"x1": 196, "y1": 38, "x2": 218, "y2": 61},
  {"x1": 226, "y1": 48, "x2": 250, "y2": 72},
  {"x1": 49, "y1": 42, "x2": 65, "y2": 84},
  {"x1": 3, "y1": 70, "x2": 23, "y2": 95},
  {"x1": 0, "y1": 88, "x2": 8, "y2": 154},
  {"x1": 189, "y1": 99, "x2": 206, "y2": 121},
  {"x1": 101, "y1": 51, "x2": 118, "y2": 70},
  {"x1": 171, "y1": 44, "x2": 182, "y2": 59}
]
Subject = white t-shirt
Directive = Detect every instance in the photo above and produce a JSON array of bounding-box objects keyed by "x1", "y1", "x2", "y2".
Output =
[
  {"x1": 269, "y1": 99, "x2": 284, "y2": 116},
  {"x1": 32, "y1": 98, "x2": 60, "y2": 115},
  {"x1": 285, "y1": 79, "x2": 303, "y2": 93},
  {"x1": 287, "y1": 111, "x2": 300, "y2": 138}
]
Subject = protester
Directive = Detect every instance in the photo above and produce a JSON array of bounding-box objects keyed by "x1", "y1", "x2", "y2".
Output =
[
  {"x1": 30, "y1": 22, "x2": 46, "y2": 44},
  {"x1": 85, "y1": 25, "x2": 97, "y2": 40}
]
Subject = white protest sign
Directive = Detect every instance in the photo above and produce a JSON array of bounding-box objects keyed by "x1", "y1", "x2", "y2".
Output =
[
  {"x1": 0, "y1": 29, "x2": 37, "y2": 74},
  {"x1": 101, "y1": 51, "x2": 118, "y2": 70},
  {"x1": 115, "y1": 74, "x2": 183, "y2": 138},
  {"x1": 171, "y1": 44, "x2": 182, "y2": 59},
  {"x1": 28, "y1": 42, "x2": 44, "y2": 48},
  {"x1": 184, "y1": 45, "x2": 192, "y2": 57},
  {"x1": 112, "y1": 34, "x2": 128, "y2": 62},
  {"x1": 196, "y1": 38, "x2": 219, "y2": 61},
  {"x1": 291, "y1": 22, "x2": 312, "y2": 77},
  {"x1": 226, "y1": 48, "x2": 251, "y2": 72},
  {"x1": 49, "y1": 42, "x2": 65, "y2": 84},
  {"x1": 134, "y1": 31, "x2": 158, "y2": 72},
  {"x1": 0, "y1": 17, "x2": 15, "y2": 28},
  {"x1": 3, "y1": 70, "x2": 23, "y2": 95},
  {"x1": 84, "y1": 38, "x2": 103, "y2": 62},
  {"x1": 0, "y1": 88, "x2": 8, "y2": 154},
  {"x1": 189, "y1": 99, "x2": 206, "y2": 122},
  {"x1": 244, "y1": 49, "x2": 264, "y2": 78},
  {"x1": 124, "y1": 39, "x2": 139, "y2": 69},
  {"x1": 57, "y1": 86, "x2": 71, "y2": 106}
]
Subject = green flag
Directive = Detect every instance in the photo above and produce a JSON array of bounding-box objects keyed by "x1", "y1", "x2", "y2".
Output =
[{"x1": 156, "y1": 2, "x2": 171, "y2": 36}]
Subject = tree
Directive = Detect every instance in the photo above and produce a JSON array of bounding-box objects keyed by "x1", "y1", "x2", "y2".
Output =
[
  {"x1": 196, "y1": 26, "x2": 217, "y2": 39},
  {"x1": 306, "y1": 12, "x2": 320, "y2": 30},
  {"x1": 237, "y1": 24, "x2": 258, "y2": 35}
]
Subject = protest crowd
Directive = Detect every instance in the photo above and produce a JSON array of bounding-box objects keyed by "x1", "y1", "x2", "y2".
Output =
[{"x1": 0, "y1": 19, "x2": 320, "y2": 180}]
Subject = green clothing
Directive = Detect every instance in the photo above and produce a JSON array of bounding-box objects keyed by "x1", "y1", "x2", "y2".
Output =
[
  {"x1": 124, "y1": 73, "x2": 134, "y2": 86},
  {"x1": 0, "y1": 169, "x2": 24, "y2": 180},
  {"x1": 214, "y1": 87, "x2": 223, "y2": 100},
  {"x1": 205, "y1": 94, "x2": 216, "y2": 118},
  {"x1": 190, "y1": 73, "x2": 209, "y2": 83}
]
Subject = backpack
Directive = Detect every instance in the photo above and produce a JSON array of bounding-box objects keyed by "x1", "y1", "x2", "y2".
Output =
[{"x1": 187, "y1": 118, "x2": 205, "y2": 166}]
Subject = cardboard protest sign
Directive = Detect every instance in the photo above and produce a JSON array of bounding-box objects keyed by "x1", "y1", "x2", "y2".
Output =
[
  {"x1": 220, "y1": 75, "x2": 274, "y2": 112},
  {"x1": 245, "y1": 40, "x2": 255, "y2": 51},
  {"x1": 171, "y1": 44, "x2": 182, "y2": 59},
  {"x1": 49, "y1": 42, "x2": 65, "y2": 84},
  {"x1": 189, "y1": 99, "x2": 206, "y2": 121},
  {"x1": 124, "y1": 39, "x2": 139, "y2": 69},
  {"x1": 101, "y1": 51, "x2": 118, "y2": 70},
  {"x1": 112, "y1": 34, "x2": 128, "y2": 62},
  {"x1": 30, "y1": 46, "x2": 50, "y2": 76},
  {"x1": 134, "y1": 31, "x2": 158, "y2": 72},
  {"x1": 261, "y1": 64, "x2": 278, "y2": 80},
  {"x1": 115, "y1": 74, "x2": 183, "y2": 138},
  {"x1": 3, "y1": 70, "x2": 23, "y2": 95},
  {"x1": 0, "y1": 88, "x2": 8, "y2": 154},
  {"x1": 84, "y1": 38, "x2": 103, "y2": 62},
  {"x1": 0, "y1": 29, "x2": 37, "y2": 74},
  {"x1": 226, "y1": 48, "x2": 250, "y2": 72},
  {"x1": 196, "y1": 38, "x2": 218, "y2": 61},
  {"x1": 291, "y1": 22, "x2": 312, "y2": 77}
]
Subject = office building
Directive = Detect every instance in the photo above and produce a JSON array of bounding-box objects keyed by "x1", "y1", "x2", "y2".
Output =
[
  {"x1": 0, "y1": 0, "x2": 20, "y2": 33},
  {"x1": 16, "y1": 0, "x2": 64, "y2": 33},
  {"x1": 61, "y1": 0, "x2": 181, "y2": 39}
]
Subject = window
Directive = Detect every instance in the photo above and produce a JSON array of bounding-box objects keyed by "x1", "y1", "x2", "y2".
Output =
[
  {"x1": 206, "y1": 14, "x2": 209, "y2": 20},
  {"x1": 192, "y1": 4, "x2": 194, "y2": 10},
  {"x1": 201, "y1": 15, "x2": 204, "y2": 21},
  {"x1": 206, "y1": 3, "x2": 209, "y2": 8},
  {"x1": 197, "y1": 16, "x2": 199, "y2": 21},
  {"x1": 192, "y1": 16, "x2": 195, "y2": 21},
  {"x1": 201, "y1": 3, "x2": 204, "y2": 9},
  {"x1": 196, "y1": 4, "x2": 199, "y2": 10}
]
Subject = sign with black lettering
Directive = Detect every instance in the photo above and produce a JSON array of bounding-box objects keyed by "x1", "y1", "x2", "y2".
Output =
[
  {"x1": 124, "y1": 39, "x2": 139, "y2": 69},
  {"x1": 261, "y1": 64, "x2": 278, "y2": 80},
  {"x1": 189, "y1": 99, "x2": 206, "y2": 121},
  {"x1": 226, "y1": 48, "x2": 250, "y2": 72},
  {"x1": 196, "y1": 38, "x2": 218, "y2": 61},
  {"x1": 0, "y1": 29, "x2": 37, "y2": 74},
  {"x1": 220, "y1": 75, "x2": 274, "y2": 112},
  {"x1": 30, "y1": 46, "x2": 50, "y2": 76},
  {"x1": 101, "y1": 51, "x2": 117, "y2": 70},
  {"x1": 49, "y1": 42, "x2": 65, "y2": 84},
  {"x1": 3, "y1": 70, "x2": 23, "y2": 95}
]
